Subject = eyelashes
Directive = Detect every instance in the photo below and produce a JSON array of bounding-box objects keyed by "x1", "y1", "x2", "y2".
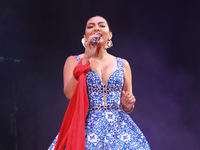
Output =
[{"x1": 87, "y1": 25, "x2": 106, "y2": 29}]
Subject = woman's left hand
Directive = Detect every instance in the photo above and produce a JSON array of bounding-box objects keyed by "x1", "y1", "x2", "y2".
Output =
[{"x1": 121, "y1": 90, "x2": 136, "y2": 111}]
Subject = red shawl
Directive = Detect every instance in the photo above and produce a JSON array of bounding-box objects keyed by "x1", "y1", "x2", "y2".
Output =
[{"x1": 54, "y1": 59, "x2": 90, "y2": 150}]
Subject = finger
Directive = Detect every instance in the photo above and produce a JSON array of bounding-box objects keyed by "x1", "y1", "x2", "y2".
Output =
[
  {"x1": 121, "y1": 90, "x2": 126, "y2": 98},
  {"x1": 130, "y1": 98, "x2": 136, "y2": 105},
  {"x1": 121, "y1": 91, "x2": 127, "y2": 104},
  {"x1": 129, "y1": 99, "x2": 136, "y2": 104},
  {"x1": 127, "y1": 96, "x2": 136, "y2": 104},
  {"x1": 126, "y1": 93, "x2": 133, "y2": 99},
  {"x1": 127, "y1": 92, "x2": 134, "y2": 99},
  {"x1": 130, "y1": 95, "x2": 136, "y2": 101},
  {"x1": 87, "y1": 34, "x2": 100, "y2": 45},
  {"x1": 123, "y1": 92, "x2": 133, "y2": 101},
  {"x1": 124, "y1": 91, "x2": 130, "y2": 98}
]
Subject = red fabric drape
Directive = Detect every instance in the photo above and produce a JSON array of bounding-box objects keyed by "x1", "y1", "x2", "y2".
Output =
[{"x1": 54, "y1": 59, "x2": 90, "y2": 150}]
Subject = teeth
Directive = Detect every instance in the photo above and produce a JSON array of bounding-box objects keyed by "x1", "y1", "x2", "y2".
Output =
[{"x1": 96, "y1": 33, "x2": 101, "y2": 37}]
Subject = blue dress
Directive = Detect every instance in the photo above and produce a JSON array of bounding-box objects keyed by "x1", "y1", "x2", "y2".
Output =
[{"x1": 48, "y1": 56, "x2": 150, "y2": 150}]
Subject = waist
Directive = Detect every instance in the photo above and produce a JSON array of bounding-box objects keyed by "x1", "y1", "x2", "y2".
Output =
[{"x1": 89, "y1": 105, "x2": 120, "y2": 111}]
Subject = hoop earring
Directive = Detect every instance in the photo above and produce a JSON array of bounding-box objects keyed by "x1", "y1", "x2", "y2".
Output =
[
  {"x1": 81, "y1": 38, "x2": 87, "y2": 48},
  {"x1": 107, "y1": 40, "x2": 113, "y2": 48}
]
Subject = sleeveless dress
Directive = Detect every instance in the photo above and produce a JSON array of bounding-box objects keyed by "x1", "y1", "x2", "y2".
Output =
[{"x1": 48, "y1": 56, "x2": 150, "y2": 150}]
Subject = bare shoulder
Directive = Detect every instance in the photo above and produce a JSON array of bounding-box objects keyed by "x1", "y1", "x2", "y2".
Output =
[
  {"x1": 78, "y1": 53, "x2": 84, "y2": 59},
  {"x1": 121, "y1": 58, "x2": 131, "y2": 69},
  {"x1": 64, "y1": 56, "x2": 78, "y2": 66},
  {"x1": 64, "y1": 53, "x2": 84, "y2": 66},
  {"x1": 109, "y1": 54, "x2": 131, "y2": 68}
]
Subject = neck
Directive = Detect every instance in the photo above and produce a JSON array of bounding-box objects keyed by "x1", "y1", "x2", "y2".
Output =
[{"x1": 93, "y1": 47, "x2": 108, "y2": 60}]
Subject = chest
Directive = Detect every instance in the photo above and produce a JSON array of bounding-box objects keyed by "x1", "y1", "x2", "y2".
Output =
[{"x1": 90, "y1": 60, "x2": 118, "y2": 85}]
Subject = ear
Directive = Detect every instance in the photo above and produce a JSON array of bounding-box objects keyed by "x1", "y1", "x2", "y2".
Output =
[
  {"x1": 83, "y1": 34, "x2": 87, "y2": 42},
  {"x1": 109, "y1": 32, "x2": 113, "y2": 40}
]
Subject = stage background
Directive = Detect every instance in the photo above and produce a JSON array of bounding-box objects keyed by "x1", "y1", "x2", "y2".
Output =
[{"x1": 0, "y1": 0, "x2": 200, "y2": 150}]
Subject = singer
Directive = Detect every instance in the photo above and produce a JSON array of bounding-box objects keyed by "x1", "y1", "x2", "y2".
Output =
[{"x1": 48, "y1": 16, "x2": 150, "y2": 150}]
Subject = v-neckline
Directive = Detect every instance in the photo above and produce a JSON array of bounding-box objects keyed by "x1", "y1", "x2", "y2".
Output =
[{"x1": 89, "y1": 58, "x2": 119, "y2": 85}]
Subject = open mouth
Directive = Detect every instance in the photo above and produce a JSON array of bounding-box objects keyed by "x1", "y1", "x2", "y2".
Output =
[{"x1": 96, "y1": 33, "x2": 102, "y2": 37}]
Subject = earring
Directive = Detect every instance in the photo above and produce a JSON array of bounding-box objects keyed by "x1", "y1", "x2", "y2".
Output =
[
  {"x1": 107, "y1": 39, "x2": 113, "y2": 48},
  {"x1": 81, "y1": 38, "x2": 87, "y2": 48}
]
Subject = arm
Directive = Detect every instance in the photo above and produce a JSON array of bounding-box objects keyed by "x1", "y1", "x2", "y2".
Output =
[
  {"x1": 120, "y1": 59, "x2": 136, "y2": 113},
  {"x1": 64, "y1": 34, "x2": 100, "y2": 99},
  {"x1": 63, "y1": 56, "x2": 79, "y2": 100}
]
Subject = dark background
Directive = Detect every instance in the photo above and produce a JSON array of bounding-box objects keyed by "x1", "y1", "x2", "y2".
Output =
[{"x1": 0, "y1": 0, "x2": 200, "y2": 150}]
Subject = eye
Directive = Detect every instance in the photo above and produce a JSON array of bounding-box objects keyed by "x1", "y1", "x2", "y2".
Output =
[
  {"x1": 87, "y1": 26, "x2": 93, "y2": 29},
  {"x1": 100, "y1": 24, "x2": 105, "y2": 28}
]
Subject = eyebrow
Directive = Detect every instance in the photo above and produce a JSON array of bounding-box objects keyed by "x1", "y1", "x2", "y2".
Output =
[{"x1": 87, "y1": 21, "x2": 106, "y2": 26}]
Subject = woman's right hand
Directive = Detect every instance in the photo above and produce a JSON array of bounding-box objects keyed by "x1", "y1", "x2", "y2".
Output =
[{"x1": 82, "y1": 33, "x2": 100, "y2": 64}]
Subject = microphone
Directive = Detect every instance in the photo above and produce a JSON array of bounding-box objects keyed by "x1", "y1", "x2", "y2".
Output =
[{"x1": 91, "y1": 33, "x2": 101, "y2": 45}]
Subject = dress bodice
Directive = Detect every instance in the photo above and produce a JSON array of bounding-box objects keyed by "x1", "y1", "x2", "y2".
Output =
[
  {"x1": 87, "y1": 58, "x2": 124, "y2": 108},
  {"x1": 75, "y1": 56, "x2": 124, "y2": 109}
]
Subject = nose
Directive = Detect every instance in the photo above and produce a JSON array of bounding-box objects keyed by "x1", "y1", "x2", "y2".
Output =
[{"x1": 94, "y1": 25, "x2": 100, "y2": 31}]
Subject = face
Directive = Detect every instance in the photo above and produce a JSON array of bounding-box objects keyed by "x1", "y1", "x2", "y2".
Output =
[{"x1": 84, "y1": 16, "x2": 112, "y2": 44}]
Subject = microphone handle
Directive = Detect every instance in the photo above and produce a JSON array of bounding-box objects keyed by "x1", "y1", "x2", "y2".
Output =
[{"x1": 91, "y1": 33, "x2": 101, "y2": 45}]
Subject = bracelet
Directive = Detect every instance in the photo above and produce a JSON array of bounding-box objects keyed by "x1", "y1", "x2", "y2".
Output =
[{"x1": 121, "y1": 105, "x2": 134, "y2": 113}]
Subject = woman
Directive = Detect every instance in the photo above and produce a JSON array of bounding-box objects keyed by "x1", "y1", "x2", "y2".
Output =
[{"x1": 49, "y1": 16, "x2": 150, "y2": 150}]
